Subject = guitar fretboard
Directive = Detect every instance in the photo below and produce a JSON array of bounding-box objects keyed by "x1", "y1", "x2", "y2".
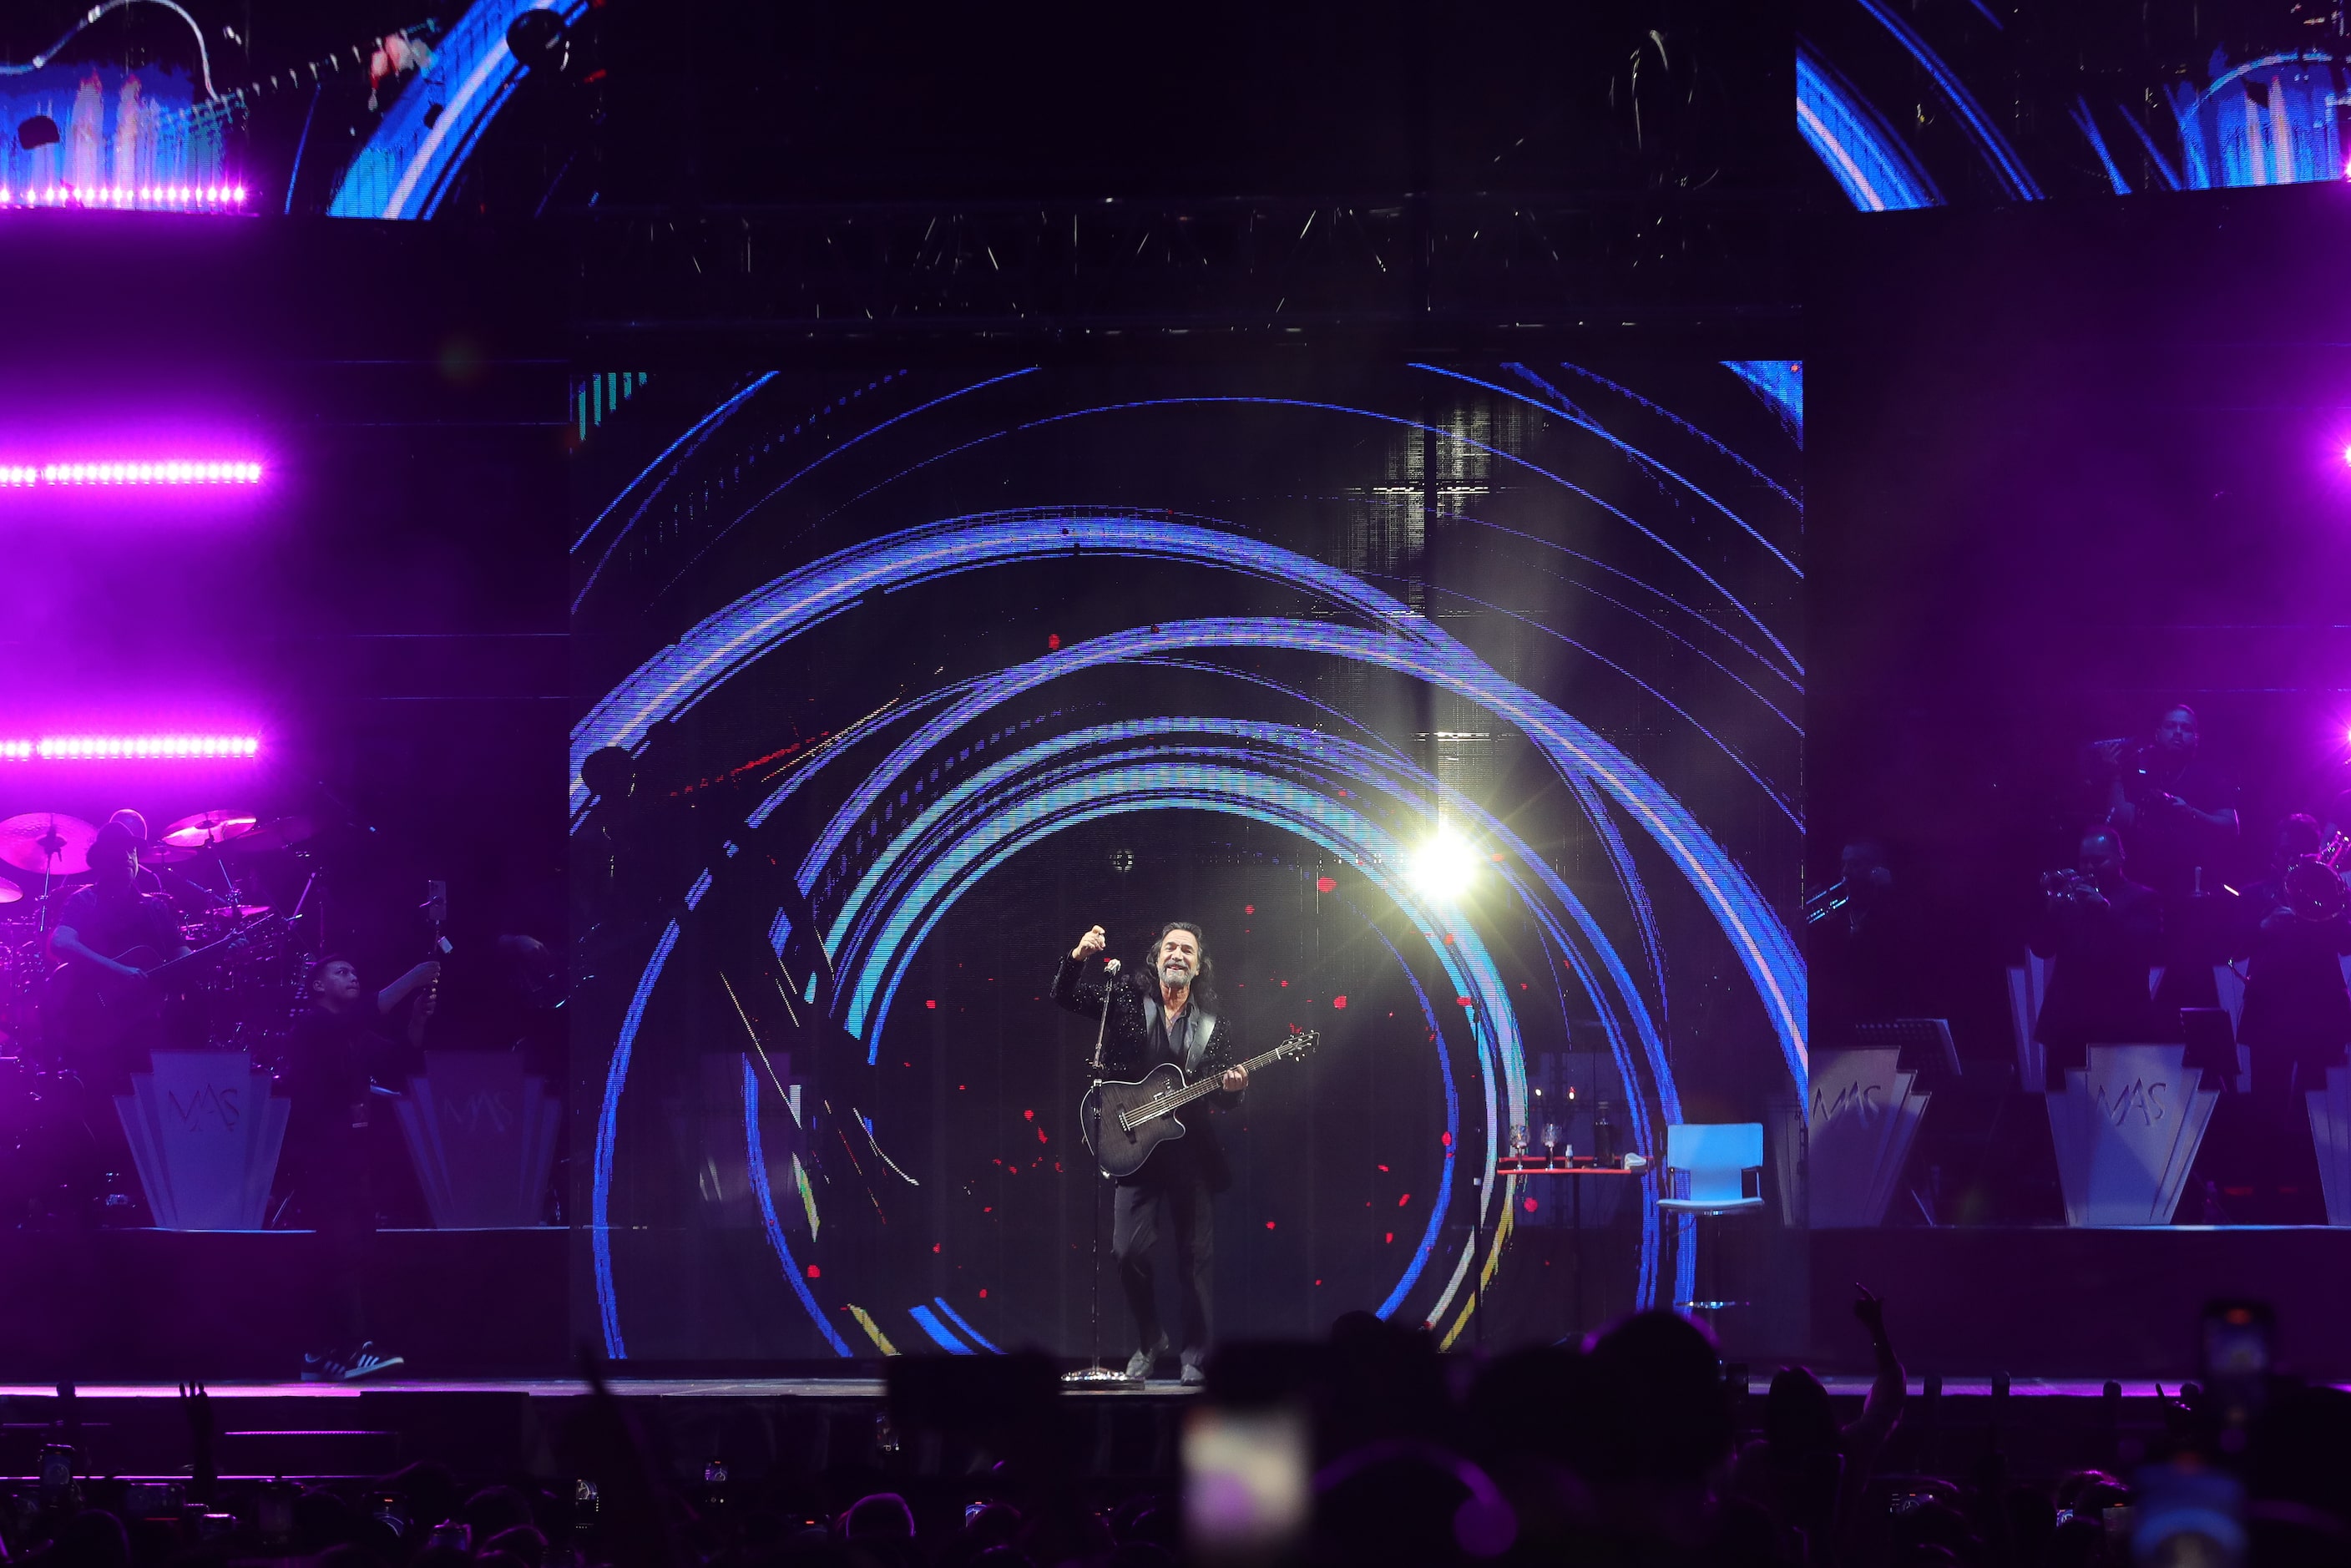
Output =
[{"x1": 1125, "y1": 1037, "x2": 1309, "y2": 1127}]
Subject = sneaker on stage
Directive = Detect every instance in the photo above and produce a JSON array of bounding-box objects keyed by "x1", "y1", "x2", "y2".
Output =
[
  {"x1": 1180, "y1": 1348, "x2": 1205, "y2": 1386},
  {"x1": 1125, "y1": 1336, "x2": 1168, "y2": 1381},
  {"x1": 301, "y1": 1343, "x2": 407, "y2": 1383}
]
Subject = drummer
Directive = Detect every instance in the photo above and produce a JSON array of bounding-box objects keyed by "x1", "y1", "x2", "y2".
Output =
[
  {"x1": 106, "y1": 809, "x2": 166, "y2": 898},
  {"x1": 50, "y1": 823, "x2": 192, "y2": 1078},
  {"x1": 111, "y1": 807, "x2": 241, "y2": 913},
  {"x1": 52, "y1": 823, "x2": 185, "y2": 979}
]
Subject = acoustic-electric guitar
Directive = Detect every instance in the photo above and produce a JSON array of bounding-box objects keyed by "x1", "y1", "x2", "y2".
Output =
[
  {"x1": 1079, "y1": 1029, "x2": 1319, "y2": 1179},
  {"x1": 53, "y1": 916, "x2": 290, "y2": 1020}
]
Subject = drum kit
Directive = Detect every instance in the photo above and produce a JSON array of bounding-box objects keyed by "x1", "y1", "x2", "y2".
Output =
[
  {"x1": 0, "y1": 808, "x2": 324, "y2": 1222},
  {"x1": 0, "y1": 806, "x2": 319, "y2": 1056}
]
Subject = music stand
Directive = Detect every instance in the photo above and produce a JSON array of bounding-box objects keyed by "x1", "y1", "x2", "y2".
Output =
[
  {"x1": 2181, "y1": 1008, "x2": 2238, "y2": 1090},
  {"x1": 1852, "y1": 1019, "x2": 1961, "y2": 1090}
]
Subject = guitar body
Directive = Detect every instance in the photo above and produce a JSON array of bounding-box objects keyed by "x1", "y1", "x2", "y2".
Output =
[
  {"x1": 1079, "y1": 1064, "x2": 1191, "y2": 1180},
  {"x1": 48, "y1": 943, "x2": 174, "y2": 1075},
  {"x1": 48, "y1": 918, "x2": 288, "y2": 1073},
  {"x1": 57, "y1": 944, "x2": 172, "y2": 1014}
]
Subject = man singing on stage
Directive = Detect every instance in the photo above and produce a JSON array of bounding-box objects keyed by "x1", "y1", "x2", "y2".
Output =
[{"x1": 1054, "y1": 921, "x2": 1247, "y2": 1383}]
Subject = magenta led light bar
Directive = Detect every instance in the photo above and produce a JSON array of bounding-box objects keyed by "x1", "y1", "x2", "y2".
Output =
[
  {"x1": 0, "y1": 736, "x2": 261, "y2": 761},
  {"x1": 0, "y1": 462, "x2": 263, "y2": 487},
  {"x1": 0, "y1": 184, "x2": 250, "y2": 211}
]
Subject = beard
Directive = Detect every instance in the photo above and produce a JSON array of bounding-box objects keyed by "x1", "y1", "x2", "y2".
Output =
[{"x1": 1159, "y1": 957, "x2": 1193, "y2": 984}]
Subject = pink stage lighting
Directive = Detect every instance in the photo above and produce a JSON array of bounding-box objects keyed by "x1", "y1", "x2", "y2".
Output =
[
  {"x1": 25, "y1": 461, "x2": 263, "y2": 487},
  {"x1": 0, "y1": 183, "x2": 250, "y2": 212},
  {"x1": 7, "y1": 736, "x2": 262, "y2": 761}
]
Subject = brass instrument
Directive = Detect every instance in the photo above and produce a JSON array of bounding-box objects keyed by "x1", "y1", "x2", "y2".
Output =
[
  {"x1": 2283, "y1": 832, "x2": 2349, "y2": 923},
  {"x1": 2040, "y1": 867, "x2": 2105, "y2": 905},
  {"x1": 1802, "y1": 878, "x2": 1851, "y2": 927}
]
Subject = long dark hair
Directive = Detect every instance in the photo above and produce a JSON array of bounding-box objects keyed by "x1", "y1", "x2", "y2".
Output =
[{"x1": 1145, "y1": 919, "x2": 1217, "y2": 1009}]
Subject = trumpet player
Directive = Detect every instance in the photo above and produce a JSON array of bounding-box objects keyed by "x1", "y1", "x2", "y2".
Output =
[
  {"x1": 2028, "y1": 825, "x2": 2162, "y2": 1090},
  {"x1": 2236, "y1": 815, "x2": 2351, "y2": 1101}
]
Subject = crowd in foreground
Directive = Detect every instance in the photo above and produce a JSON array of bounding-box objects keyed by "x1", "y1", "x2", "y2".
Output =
[{"x1": 1, "y1": 1293, "x2": 2333, "y2": 1567}]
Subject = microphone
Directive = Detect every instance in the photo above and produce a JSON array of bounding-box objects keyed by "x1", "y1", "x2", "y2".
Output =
[{"x1": 1101, "y1": 959, "x2": 1122, "y2": 975}]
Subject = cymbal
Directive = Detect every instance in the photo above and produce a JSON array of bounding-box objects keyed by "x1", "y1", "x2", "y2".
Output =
[
  {"x1": 0, "y1": 883, "x2": 20, "y2": 904},
  {"x1": 0, "y1": 812, "x2": 97, "y2": 876},
  {"x1": 230, "y1": 815, "x2": 313, "y2": 853},
  {"x1": 139, "y1": 841, "x2": 196, "y2": 865},
  {"x1": 160, "y1": 808, "x2": 259, "y2": 849}
]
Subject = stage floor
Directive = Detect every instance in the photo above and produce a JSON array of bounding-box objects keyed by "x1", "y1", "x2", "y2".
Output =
[{"x1": 0, "y1": 1375, "x2": 2192, "y2": 1400}]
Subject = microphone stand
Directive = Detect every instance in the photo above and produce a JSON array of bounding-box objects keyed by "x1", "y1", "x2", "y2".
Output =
[{"x1": 1064, "y1": 956, "x2": 1130, "y2": 1386}]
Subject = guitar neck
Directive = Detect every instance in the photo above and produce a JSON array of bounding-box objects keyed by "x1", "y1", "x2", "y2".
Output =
[
  {"x1": 152, "y1": 918, "x2": 274, "y2": 979},
  {"x1": 1158, "y1": 1042, "x2": 1295, "y2": 1113}
]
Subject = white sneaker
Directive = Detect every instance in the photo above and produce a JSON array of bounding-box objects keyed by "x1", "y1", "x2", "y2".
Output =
[
  {"x1": 302, "y1": 1343, "x2": 406, "y2": 1383},
  {"x1": 340, "y1": 1342, "x2": 406, "y2": 1381}
]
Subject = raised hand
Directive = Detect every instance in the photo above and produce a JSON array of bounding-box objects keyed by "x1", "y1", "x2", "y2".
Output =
[
  {"x1": 180, "y1": 1380, "x2": 215, "y2": 1503},
  {"x1": 1071, "y1": 925, "x2": 1108, "y2": 961},
  {"x1": 1853, "y1": 1282, "x2": 1887, "y2": 1338}
]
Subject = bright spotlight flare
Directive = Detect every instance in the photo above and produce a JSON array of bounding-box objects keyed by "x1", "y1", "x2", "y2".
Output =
[{"x1": 1407, "y1": 824, "x2": 1484, "y2": 903}]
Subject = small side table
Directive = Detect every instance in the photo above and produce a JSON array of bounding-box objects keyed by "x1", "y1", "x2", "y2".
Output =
[{"x1": 1474, "y1": 1156, "x2": 1645, "y2": 1348}]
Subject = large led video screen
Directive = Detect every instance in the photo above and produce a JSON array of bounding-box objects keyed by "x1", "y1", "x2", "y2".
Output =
[{"x1": 566, "y1": 358, "x2": 1802, "y2": 1361}]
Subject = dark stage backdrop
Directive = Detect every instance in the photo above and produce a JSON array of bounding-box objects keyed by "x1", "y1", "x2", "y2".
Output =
[
  {"x1": 1810, "y1": 187, "x2": 2351, "y2": 1237},
  {"x1": 568, "y1": 360, "x2": 1804, "y2": 1361}
]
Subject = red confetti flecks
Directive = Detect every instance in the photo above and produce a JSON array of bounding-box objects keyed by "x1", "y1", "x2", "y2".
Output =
[
  {"x1": 1524, "y1": 1196, "x2": 1539, "y2": 1212},
  {"x1": 978, "y1": 1288, "x2": 988, "y2": 1297},
  {"x1": 1023, "y1": 1108, "x2": 1034, "y2": 1120},
  {"x1": 1036, "y1": 1127, "x2": 1049, "y2": 1144},
  {"x1": 933, "y1": 1243, "x2": 942, "y2": 1253},
  {"x1": 926, "y1": 999, "x2": 937, "y2": 1009},
  {"x1": 1047, "y1": 633, "x2": 1061, "y2": 650},
  {"x1": 1244, "y1": 904, "x2": 1255, "y2": 914},
  {"x1": 1455, "y1": 996, "x2": 1473, "y2": 1008},
  {"x1": 1442, "y1": 1131, "x2": 1454, "y2": 1147},
  {"x1": 1398, "y1": 1193, "x2": 1412, "y2": 1206},
  {"x1": 1315, "y1": 876, "x2": 1336, "y2": 893},
  {"x1": 806, "y1": 1264, "x2": 821, "y2": 1278},
  {"x1": 1265, "y1": 1220, "x2": 1277, "y2": 1230},
  {"x1": 1378, "y1": 1164, "x2": 1389, "y2": 1172},
  {"x1": 1384, "y1": 1232, "x2": 1394, "y2": 1244},
  {"x1": 1332, "y1": 994, "x2": 1348, "y2": 1009},
  {"x1": 1279, "y1": 979, "x2": 1289, "y2": 988}
]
